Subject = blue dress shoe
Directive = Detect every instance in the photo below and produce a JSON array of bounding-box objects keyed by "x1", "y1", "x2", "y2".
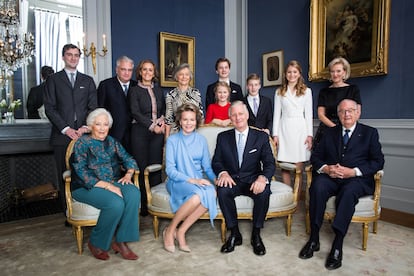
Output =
[
  {"x1": 220, "y1": 234, "x2": 242, "y2": 253},
  {"x1": 299, "y1": 241, "x2": 320, "y2": 259},
  {"x1": 251, "y1": 234, "x2": 266, "y2": 256},
  {"x1": 325, "y1": 248, "x2": 342, "y2": 270}
]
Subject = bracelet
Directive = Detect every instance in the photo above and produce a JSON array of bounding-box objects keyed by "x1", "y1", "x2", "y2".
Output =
[
  {"x1": 104, "y1": 184, "x2": 110, "y2": 190},
  {"x1": 126, "y1": 171, "x2": 133, "y2": 175}
]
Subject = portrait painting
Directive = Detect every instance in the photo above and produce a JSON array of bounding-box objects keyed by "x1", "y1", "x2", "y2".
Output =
[
  {"x1": 308, "y1": 0, "x2": 390, "y2": 81},
  {"x1": 262, "y1": 50, "x2": 284, "y2": 87},
  {"x1": 159, "y1": 32, "x2": 195, "y2": 87}
]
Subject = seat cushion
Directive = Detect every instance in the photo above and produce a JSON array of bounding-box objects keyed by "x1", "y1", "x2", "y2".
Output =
[
  {"x1": 149, "y1": 180, "x2": 295, "y2": 215},
  {"x1": 325, "y1": 195, "x2": 380, "y2": 217},
  {"x1": 67, "y1": 199, "x2": 100, "y2": 221}
]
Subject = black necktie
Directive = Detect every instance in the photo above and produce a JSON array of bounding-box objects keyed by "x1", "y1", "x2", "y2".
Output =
[{"x1": 343, "y1": 129, "x2": 350, "y2": 145}]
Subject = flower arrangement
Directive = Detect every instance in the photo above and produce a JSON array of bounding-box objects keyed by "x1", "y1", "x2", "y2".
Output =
[{"x1": 0, "y1": 98, "x2": 22, "y2": 112}]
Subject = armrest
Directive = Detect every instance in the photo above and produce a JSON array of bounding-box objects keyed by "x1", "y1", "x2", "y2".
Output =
[
  {"x1": 277, "y1": 162, "x2": 297, "y2": 171},
  {"x1": 144, "y1": 164, "x2": 163, "y2": 206},
  {"x1": 133, "y1": 170, "x2": 140, "y2": 189},
  {"x1": 63, "y1": 171, "x2": 73, "y2": 218}
]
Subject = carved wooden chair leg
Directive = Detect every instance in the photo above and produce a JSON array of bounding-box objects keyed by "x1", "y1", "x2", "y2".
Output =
[
  {"x1": 305, "y1": 211, "x2": 311, "y2": 235},
  {"x1": 373, "y1": 221, "x2": 378, "y2": 234},
  {"x1": 153, "y1": 216, "x2": 159, "y2": 239},
  {"x1": 75, "y1": 226, "x2": 83, "y2": 254},
  {"x1": 220, "y1": 219, "x2": 226, "y2": 243},
  {"x1": 362, "y1": 223, "x2": 369, "y2": 251},
  {"x1": 286, "y1": 214, "x2": 292, "y2": 236}
]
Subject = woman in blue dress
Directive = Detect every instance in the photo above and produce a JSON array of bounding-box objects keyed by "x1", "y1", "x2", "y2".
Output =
[
  {"x1": 163, "y1": 103, "x2": 217, "y2": 253},
  {"x1": 71, "y1": 108, "x2": 140, "y2": 261}
]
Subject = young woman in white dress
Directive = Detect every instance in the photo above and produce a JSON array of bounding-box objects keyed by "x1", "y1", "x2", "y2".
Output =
[{"x1": 272, "y1": 60, "x2": 313, "y2": 186}]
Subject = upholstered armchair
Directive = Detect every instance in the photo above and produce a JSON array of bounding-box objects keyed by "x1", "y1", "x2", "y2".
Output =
[
  {"x1": 304, "y1": 165, "x2": 384, "y2": 250},
  {"x1": 144, "y1": 125, "x2": 301, "y2": 242},
  {"x1": 63, "y1": 140, "x2": 139, "y2": 254}
]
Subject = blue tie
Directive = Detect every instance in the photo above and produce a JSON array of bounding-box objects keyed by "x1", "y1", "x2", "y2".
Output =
[
  {"x1": 343, "y1": 129, "x2": 350, "y2": 145},
  {"x1": 253, "y1": 97, "x2": 258, "y2": 116},
  {"x1": 123, "y1": 85, "x2": 128, "y2": 96},
  {"x1": 237, "y1": 133, "x2": 245, "y2": 167}
]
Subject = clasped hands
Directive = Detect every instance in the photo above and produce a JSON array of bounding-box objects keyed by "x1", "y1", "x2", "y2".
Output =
[
  {"x1": 216, "y1": 172, "x2": 267, "y2": 194},
  {"x1": 324, "y1": 163, "x2": 356, "y2": 179},
  {"x1": 65, "y1": 126, "x2": 90, "y2": 140}
]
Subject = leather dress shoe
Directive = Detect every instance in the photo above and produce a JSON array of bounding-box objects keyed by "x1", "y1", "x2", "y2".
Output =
[
  {"x1": 88, "y1": 241, "x2": 109, "y2": 260},
  {"x1": 220, "y1": 234, "x2": 242, "y2": 253},
  {"x1": 112, "y1": 242, "x2": 139, "y2": 260},
  {"x1": 251, "y1": 234, "x2": 266, "y2": 256},
  {"x1": 325, "y1": 248, "x2": 342, "y2": 270},
  {"x1": 298, "y1": 241, "x2": 320, "y2": 259}
]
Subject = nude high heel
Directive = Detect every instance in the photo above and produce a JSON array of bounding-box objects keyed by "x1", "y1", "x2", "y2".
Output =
[{"x1": 163, "y1": 226, "x2": 175, "y2": 253}]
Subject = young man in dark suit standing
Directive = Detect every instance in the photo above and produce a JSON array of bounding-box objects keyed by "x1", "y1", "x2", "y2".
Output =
[
  {"x1": 205, "y1": 57, "x2": 244, "y2": 110},
  {"x1": 44, "y1": 43, "x2": 97, "y2": 214},
  {"x1": 97, "y1": 56, "x2": 137, "y2": 152},
  {"x1": 299, "y1": 99, "x2": 384, "y2": 270},
  {"x1": 212, "y1": 101, "x2": 275, "y2": 256}
]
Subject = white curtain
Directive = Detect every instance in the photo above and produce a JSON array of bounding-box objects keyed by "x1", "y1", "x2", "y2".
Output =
[
  {"x1": 34, "y1": 10, "x2": 84, "y2": 82},
  {"x1": 68, "y1": 15, "x2": 84, "y2": 73},
  {"x1": 34, "y1": 10, "x2": 60, "y2": 84}
]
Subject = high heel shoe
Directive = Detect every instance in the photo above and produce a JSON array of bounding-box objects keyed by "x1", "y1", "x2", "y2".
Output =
[
  {"x1": 175, "y1": 229, "x2": 191, "y2": 253},
  {"x1": 112, "y1": 242, "x2": 139, "y2": 260},
  {"x1": 178, "y1": 244, "x2": 191, "y2": 253},
  {"x1": 88, "y1": 241, "x2": 110, "y2": 260},
  {"x1": 163, "y1": 227, "x2": 175, "y2": 253}
]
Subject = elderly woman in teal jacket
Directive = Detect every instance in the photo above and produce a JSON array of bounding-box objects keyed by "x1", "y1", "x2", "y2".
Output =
[{"x1": 71, "y1": 108, "x2": 140, "y2": 261}]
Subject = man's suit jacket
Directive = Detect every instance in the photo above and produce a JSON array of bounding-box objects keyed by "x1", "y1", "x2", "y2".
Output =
[
  {"x1": 27, "y1": 83, "x2": 45, "y2": 119},
  {"x1": 311, "y1": 122, "x2": 384, "y2": 185},
  {"x1": 97, "y1": 77, "x2": 137, "y2": 143},
  {"x1": 44, "y1": 70, "x2": 97, "y2": 146},
  {"x1": 212, "y1": 127, "x2": 275, "y2": 184},
  {"x1": 243, "y1": 95, "x2": 273, "y2": 133},
  {"x1": 205, "y1": 81, "x2": 244, "y2": 109}
]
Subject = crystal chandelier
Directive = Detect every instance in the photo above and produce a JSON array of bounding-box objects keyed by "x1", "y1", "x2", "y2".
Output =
[{"x1": 0, "y1": 0, "x2": 35, "y2": 89}]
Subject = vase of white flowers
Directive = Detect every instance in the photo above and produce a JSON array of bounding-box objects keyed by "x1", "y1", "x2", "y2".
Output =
[{"x1": 0, "y1": 98, "x2": 22, "y2": 124}]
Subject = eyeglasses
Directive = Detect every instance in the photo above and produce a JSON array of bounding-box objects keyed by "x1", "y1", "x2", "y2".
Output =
[{"x1": 338, "y1": 108, "x2": 357, "y2": 115}]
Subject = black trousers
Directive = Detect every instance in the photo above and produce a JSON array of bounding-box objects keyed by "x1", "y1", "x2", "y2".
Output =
[
  {"x1": 217, "y1": 180, "x2": 271, "y2": 230},
  {"x1": 309, "y1": 174, "x2": 374, "y2": 236}
]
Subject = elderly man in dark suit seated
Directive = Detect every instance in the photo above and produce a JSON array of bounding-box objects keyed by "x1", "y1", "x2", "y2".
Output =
[
  {"x1": 299, "y1": 98, "x2": 384, "y2": 270},
  {"x1": 212, "y1": 101, "x2": 275, "y2": 256}
]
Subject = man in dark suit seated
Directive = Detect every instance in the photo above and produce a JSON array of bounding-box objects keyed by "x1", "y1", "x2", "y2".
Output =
[
  {"x1": 97, "y1": 56, "x2": 137, "y2": 152},
  {"x1": 299, "y1": 99, "x2": 384, "y2": 270},
  {"x1": 212, "y1": 101, "x2": 275, "y2": 256}
]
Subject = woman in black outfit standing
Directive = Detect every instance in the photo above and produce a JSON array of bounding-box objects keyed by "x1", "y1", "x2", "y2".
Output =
[
  {"x1": 128, "y1": 59, "x2": 166, "y2": 216},
  {"x1": 314, "y1": 57, "x2": 361, "y2": 146}
]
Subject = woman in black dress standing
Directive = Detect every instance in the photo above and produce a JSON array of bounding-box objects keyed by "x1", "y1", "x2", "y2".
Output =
[
  {"x1": 128, "y1": 59, "x2": 166, "y2": 216},
  {"x1": 314, "y1": 57, "x2": 361, "y2": 145}
]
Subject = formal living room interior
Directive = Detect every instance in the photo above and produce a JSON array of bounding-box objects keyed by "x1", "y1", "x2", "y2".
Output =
[{"x1": 0, "y1": 0, "x2": 413, "y2": 275}]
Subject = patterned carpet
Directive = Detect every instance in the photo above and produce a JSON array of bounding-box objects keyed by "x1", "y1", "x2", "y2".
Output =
[{"x1": 0, "y1": 203, "x2": 413, "y2": 276}]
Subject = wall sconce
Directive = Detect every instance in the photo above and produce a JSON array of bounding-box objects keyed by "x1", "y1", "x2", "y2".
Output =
[{"x1": 81, "y1": 34, "x2": 107, "y2": 75}]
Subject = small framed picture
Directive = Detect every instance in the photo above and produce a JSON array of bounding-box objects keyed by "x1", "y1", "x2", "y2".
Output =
[{"x1": 262, "y1": 49, "x2": 284, "y2": 87}]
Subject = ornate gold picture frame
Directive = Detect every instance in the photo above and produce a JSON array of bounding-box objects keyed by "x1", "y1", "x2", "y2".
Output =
[
  {"x1": 159, "y1": 32, "x2": 195, "y2": 87},
  {"x1": 308, "y1": 0, "x2": 390, "y2": 81}
]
